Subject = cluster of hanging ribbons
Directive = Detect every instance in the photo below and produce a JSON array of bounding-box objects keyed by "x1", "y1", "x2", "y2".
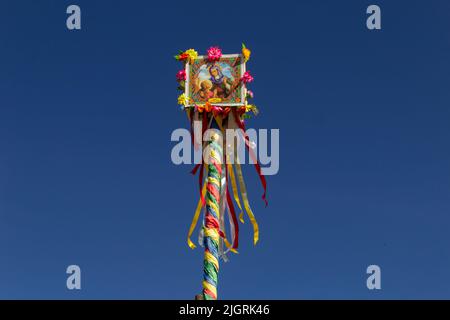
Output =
[{"x1": 186, "y1": 107, "x2": 268, "y2": 264}]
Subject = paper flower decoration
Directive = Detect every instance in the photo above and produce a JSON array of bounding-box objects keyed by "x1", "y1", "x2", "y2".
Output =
[
  {"x1": 176, "y1": 70, "x2": 186, "y2": 81},
  {"x1": 241, "y1": 71, "x2": 254, "y2": 84},
  {"x1": 177, "y1": 93, "x2": 188, "y2": 106},
  {"x1": 242, "y1": 43, "x2": 251, "y2": 62},
  {"x1": 207, "y1": 46, "x2": 222, "y2": 62},
  {"x1": 175, "y1": 48, "x2": 198, "y2": 64}
]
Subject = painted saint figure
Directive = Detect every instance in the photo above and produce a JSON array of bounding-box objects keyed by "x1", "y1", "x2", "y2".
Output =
[
  {"x1": 194, "y1": 64, "x2": 234, "y2": 101},
  {"x1": 208, "y1": 65, "x2": 232, "y2": 99}
]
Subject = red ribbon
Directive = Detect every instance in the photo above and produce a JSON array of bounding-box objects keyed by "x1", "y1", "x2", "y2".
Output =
[
  {"x1": 196, "y1": 112, "x2": 209, "y2": 207},
  {"x1": 199, "y1": 163, "x2": 205, "y2": 206},
  {"x1": 225, "y1": 164, "x2": 239, "y2": 249},
  {"x1": 232, "y1": 108, "x2": 268, "y2": 207},
  {"x1": 189, "y1": 108, "x2": 194, "y2": 147},
  {"x1": 190, "y1": 164, "x2": 201, "y2": 175}
]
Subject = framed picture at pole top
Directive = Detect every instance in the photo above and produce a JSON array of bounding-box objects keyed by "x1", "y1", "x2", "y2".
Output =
[{"x1": 185, "y1": 54, "x2": 246, "y2": 107}]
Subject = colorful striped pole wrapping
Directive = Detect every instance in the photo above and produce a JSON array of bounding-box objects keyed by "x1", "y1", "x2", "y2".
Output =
[{"x1": 202, "y1": 132, "x2": 222, "y2": 300}]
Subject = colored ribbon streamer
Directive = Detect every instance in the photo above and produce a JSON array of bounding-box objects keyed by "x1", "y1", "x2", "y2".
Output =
[
  {"x1": 227, "y1": 161, "x2": 245, "y2": 224},
  {"x1": 218, "y1": 173, "x2": 238, "y2": 257},
  {"x1": 187, "y1": 181, "x2": 207, "y2": 249},
  {"x1": 224, "y1": 163, "x2": 239, "y2": 251},
  {"x1": 235, "y1": 158, "x2": 259, "y2": 245},
  {"x1": 232, "y1": 109, "x2": 268, "y2": 207},
  {"x1": 213, "y1": 113, "x2": 239, "y2": 251},
  {"x1": 188, "y1": 111, "x2": 261, "y2": 255}
]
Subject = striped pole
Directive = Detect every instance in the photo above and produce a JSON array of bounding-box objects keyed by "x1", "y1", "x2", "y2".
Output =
[{"x1": 202, "y1": 132, "x2": 222, "y2": 300}]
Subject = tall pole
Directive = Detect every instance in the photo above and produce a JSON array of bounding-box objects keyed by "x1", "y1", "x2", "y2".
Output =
[{"x1": 202, "y1": 132, "x2": 222, "y2": 300}]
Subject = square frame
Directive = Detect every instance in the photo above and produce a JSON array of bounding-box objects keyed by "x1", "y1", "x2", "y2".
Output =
[{"x1": 185, "y1": 54, "x2": 246, "y2": 107}]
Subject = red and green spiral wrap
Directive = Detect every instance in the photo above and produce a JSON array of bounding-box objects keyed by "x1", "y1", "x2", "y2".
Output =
[{"x1": 202, "y1": 132, "x2": 222, "y2": 300}]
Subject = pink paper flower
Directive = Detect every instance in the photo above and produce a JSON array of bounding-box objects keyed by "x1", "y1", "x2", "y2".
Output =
[
  {"x1": 176, "y1": 70, "x2": 186, "y2": 81},
  {"x1": 241, "y1": 71, "x2": 254, "y2": 83},
  {"x1": 247, "y1": 90, "x2": 254, "y2": 98},
  {"x1": 207, "y1": 46, "x2": 222, "y2": 62}
]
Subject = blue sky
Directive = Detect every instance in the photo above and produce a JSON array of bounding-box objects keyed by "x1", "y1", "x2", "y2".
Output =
[{"x1": 1, "y1": 0, "x2": 450, "y2": 299}]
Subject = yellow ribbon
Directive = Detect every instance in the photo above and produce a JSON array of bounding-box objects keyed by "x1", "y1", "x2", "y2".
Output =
[
  {"x1": 235, "y1": 160, "x2": 259, "y2": 245},
  {"x1": 227, "y1": 161, "x2": 244, "y2": 223},
  {"x1": 187, "y1": 181, "x2": 207, "y2": 249},
  {"x1": 223, "y1": 238, "x2": 238, "y2": 254}
]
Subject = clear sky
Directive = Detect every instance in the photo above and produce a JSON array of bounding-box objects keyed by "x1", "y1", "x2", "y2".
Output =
[{"x1": 1, "y1": 0, "x2": 450, "y2": 299}]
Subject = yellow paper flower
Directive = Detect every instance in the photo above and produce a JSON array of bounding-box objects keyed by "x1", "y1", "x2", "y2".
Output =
[
  {"x1": 178, "y1": 93, "x2": 188, "y2": 106},
  {"x1": 246, "y1": 104, "x2": 259, "y2": 115},
  {"x1": 242, "y1": 43, "x2": 251, "y2": 62},
  {"x1": 185, "y1": 49, "x2": 198, "y2": 64}
]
